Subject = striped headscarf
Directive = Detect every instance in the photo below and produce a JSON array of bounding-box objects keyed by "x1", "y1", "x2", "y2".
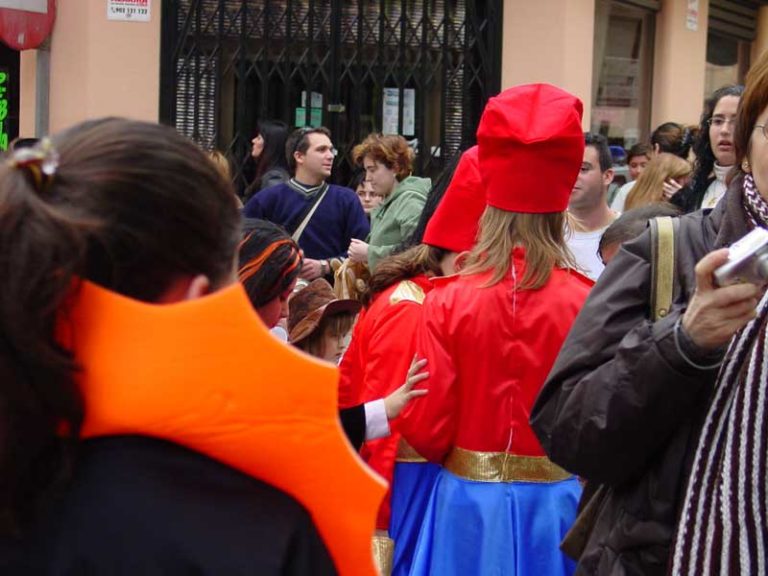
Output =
[{"x1": 238, "y1": 220, "x2": 302, "y2": 309}]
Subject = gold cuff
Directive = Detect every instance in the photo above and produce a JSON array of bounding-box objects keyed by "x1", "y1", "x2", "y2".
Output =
[
  {"x1": 371, "y1": 534, "x2": 394, "y2": 576},
  {"x1": 444, "y1": 447, "x2": 571, "y2": 483}
]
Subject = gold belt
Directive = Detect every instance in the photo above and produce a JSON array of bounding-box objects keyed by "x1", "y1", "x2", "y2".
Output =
[
  {"x1": 395, "y1": 438, "x2": 427, "y2": 463},
  {"x1": 444, "y1": 447, "x2": 572, "y2": 483}
]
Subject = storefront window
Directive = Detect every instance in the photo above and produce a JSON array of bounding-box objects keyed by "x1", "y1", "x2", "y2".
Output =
[
  {"x1": 704, "y1": 31, "x2": 749, "y2": 97},
  {"x1": 591, "y1": 0, "x2": 655, "y2": 150}
]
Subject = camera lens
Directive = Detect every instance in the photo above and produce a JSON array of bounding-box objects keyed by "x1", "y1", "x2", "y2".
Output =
[{"x1": 755, "y1": 252, "x2": 768, "y2": 283}]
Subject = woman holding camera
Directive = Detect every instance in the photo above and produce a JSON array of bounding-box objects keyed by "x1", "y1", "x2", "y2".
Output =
[{"x1": 531, "y1": 54, "x2": 768, "y2": 575}]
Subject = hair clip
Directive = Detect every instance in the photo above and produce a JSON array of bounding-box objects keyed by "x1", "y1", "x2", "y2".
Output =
[{"x1": 8, "y1": 137, "x2": 59, "y2": 193}]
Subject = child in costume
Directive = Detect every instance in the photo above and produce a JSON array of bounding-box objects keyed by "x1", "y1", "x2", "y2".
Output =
[
  {"x1": 238, "y1": 225, "x2": 426, "y2": 451},
  {"x1": 399, "y1": 84, "x2": 593, "y2": 576},
  {"x1": 339, "y1": 145, "x2": 488, "y2": 576}
]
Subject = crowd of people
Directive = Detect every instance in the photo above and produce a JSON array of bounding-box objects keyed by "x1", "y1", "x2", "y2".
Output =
[{"x1": 3, "y1": 42, "x2": 768, "y2": 576}]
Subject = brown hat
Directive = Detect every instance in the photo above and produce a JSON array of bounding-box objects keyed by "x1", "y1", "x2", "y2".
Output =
[{"x1": 288, "y1": 279, "x2": 362, "y2": 345}]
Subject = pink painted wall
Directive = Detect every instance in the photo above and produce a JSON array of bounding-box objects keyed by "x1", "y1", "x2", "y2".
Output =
[
  {"x1": 47, "y1": 0, "x2": 160, "y2": 133},
  {"x1": 651, "y1": 0, "x2": 708, "y2": 127},
  {"x1": 19, "y1": 48, "x2": 36, "y2": 136},
  {"x1": 500, "y1": 0, "x2": 595, "y2": 129}
]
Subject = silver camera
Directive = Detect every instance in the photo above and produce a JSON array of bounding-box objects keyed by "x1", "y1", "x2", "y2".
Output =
[{"x1": 713, "y1": 227, "x2": 768, "y2": 287}]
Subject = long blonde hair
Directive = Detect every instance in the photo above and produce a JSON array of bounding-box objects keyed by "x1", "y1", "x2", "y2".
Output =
[
  {"x1": 461, "y1": 206, "x2": 575, "y2": 289},
  {"x1": 625, "y1": 153, "x2": 691, "y2": 210}
]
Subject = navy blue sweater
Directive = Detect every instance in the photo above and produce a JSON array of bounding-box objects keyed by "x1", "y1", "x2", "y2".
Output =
[{"x1": 243, "y1": 182, "x2": 370, "y2": 260}]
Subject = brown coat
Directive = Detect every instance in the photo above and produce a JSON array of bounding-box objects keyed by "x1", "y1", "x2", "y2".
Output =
[{"x1": 531, "y1": 181, "x2": 749, "y2": 575}]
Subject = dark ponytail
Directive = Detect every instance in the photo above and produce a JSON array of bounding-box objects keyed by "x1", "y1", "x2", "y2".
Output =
[
  {"x1": 0, "y1": 146, "x2": 88, "y2": 534},
  {"x1": 0, "y1": 118, "x2": 241, "y2": 533}
]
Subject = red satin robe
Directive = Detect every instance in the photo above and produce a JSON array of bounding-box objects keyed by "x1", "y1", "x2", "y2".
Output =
[
  {"x1": 400, "y1": 249, "x2": 592, "y2": 462},
  {"x1": 339, "y1": 275, "x2": 433, "y2": 529}
]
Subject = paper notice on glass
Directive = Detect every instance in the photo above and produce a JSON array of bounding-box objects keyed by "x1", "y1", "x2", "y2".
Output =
[
  {"x1": 382, "y1": 88, "x2": 416, "y2": 136},
  {"x1": 403, "y1": 89, "x2": 415, "y2": 135},
  {"x1": 301, "y1": 91, "x2": 323, "y2": 110},
  {"x1": 108, "y1": 0, "x2": 151, "y2": 22},
  {"x1": 383, "y1": 88, "x2": 399, "y2": 135}
]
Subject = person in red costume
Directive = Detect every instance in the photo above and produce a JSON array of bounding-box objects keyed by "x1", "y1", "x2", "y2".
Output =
[
  {"x1": 339, "y1": 144, "x2": 488, "y2": 576},
  {"x1": 398, "y1": 84, "x2": 594, "y2": 576}
]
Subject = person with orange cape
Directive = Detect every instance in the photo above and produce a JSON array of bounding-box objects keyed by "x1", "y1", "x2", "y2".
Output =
[{"x1": 0, "y1": 119, "x2": 383, "y2": 575}]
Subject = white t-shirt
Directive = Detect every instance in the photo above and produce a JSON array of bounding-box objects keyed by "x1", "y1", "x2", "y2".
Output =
[
  {"x1": 700, "y1": 163, "x2": 731, "y2": 209},
  {"x1": 567, "y1": 226, "x2": 610, "y2": 281},
  {"x1": 610, "y1": 180, "x2": 635, "y2": 213}
]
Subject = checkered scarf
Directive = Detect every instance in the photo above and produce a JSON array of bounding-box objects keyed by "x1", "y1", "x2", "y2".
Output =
[
  {"x1": 670, "y1": 175, "x2": 768, "y2": 575},
  {"x1": 742, "y1": 173, "x2": 768, "y2": 229}
]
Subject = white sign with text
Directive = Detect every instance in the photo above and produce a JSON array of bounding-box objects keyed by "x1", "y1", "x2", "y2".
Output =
[{"x1": 108, "y1": 0, "x2": 151, "y2": 22}]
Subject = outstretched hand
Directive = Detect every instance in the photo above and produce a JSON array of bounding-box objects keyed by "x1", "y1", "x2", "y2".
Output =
[{"x1": 383, "y1": 356, "x2": 429, "y2": 420}]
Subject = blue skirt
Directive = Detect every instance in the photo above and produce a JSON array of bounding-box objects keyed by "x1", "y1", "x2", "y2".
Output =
[
  {"x1": 409, "y1": 469, "x2": 580, "y2": 576},
  {"x1": 389, "y1": 461, "x2": 441, "y2": 576}
]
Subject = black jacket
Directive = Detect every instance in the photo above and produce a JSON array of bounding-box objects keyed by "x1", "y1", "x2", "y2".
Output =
[
  {"x1": 531, "y1": 183, "x2": 749, "y2": 575},
  {"x1": 4, "y1": 436, "x2": 336, "y2": 575}
]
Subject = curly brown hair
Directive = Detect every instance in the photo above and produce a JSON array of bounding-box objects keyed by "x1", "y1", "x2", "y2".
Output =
[{"x1": 352, "y1": 133, "x2": 414, "y2": 181}]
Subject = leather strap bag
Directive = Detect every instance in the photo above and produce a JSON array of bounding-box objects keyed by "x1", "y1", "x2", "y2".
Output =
[{"x1": 560, "y1": 215, "x2": 679, "y2": 561}]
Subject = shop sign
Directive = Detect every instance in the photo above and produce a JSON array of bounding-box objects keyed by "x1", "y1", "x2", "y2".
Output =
[
  {"x1": 0, "y1": 69, "x2": 9, "y2": 151},
  {"x1": 0, "y1": 0, "x2": 55, "y2": 50}
]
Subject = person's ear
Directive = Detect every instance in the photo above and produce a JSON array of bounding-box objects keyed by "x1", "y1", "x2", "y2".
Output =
[
  {"x1": 603, "y1": 168, "x2": 615, "y2": 187},
  {"x1": 454, "y1": 251, "x2": 471, "y2": 272},
  {"x1": 155, "y1": 274, "x2": 212, "y2": 303},
  {"x1": 184, "y1": 274, "x2": 212, "y2": 300}
]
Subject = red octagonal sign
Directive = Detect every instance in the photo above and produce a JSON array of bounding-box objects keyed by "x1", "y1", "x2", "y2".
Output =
[{"x1": 0, "y1": 0, "x2": 56, "y2": 51}]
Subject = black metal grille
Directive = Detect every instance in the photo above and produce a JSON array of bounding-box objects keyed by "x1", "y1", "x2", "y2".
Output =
[{"x1": 160, "y1": 0, "x2": 502, "y2": 190}]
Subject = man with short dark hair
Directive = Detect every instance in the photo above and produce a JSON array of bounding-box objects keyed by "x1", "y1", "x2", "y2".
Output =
[
  {"x1": 566, "y1": 132, "x2": 618, "y2": 280},
  {"x1": 243, "y1": 127, "x2": 369, "y2": 280}
]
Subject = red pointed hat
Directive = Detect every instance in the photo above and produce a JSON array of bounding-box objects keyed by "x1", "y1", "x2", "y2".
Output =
[
  {"x1": 423, "y1": 146, "x2": 485, "y2": 253},
  {"x1": 477, "y1": 83, "x2": 584, "y2": 213}
]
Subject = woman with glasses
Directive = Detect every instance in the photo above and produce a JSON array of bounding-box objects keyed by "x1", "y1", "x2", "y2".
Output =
[
  {"x1": 673, "y1": 85, "x2": 744, "y2": 212},
  {"x1": 531, "y1": 58, "x2": 768, "y2": 575},
  {"x1": 348, "y1": 134, "x2": 430, "y2": 272}
]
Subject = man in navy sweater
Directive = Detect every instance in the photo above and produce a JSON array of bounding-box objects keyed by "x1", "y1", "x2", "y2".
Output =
[{"x1": 243, "y1": 127, "x2": 370, "y2": 280}]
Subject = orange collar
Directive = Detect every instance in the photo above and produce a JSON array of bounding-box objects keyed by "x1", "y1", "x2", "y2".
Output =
[{"x1": 63, "y1": 280, "x2": 384, "y2": 575}]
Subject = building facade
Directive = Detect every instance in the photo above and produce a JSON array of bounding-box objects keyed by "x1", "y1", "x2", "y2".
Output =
[{"x1": 15, "y1": 0, "x2": 768, "y2": 183}]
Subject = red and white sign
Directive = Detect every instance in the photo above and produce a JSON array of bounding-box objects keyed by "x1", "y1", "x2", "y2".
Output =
[
  {"x1": 0, "y1": 0, "x2": 55, "y2": 50},
  {"x1": 107, "y1": 0, "x2": 150, "y2": 22}
]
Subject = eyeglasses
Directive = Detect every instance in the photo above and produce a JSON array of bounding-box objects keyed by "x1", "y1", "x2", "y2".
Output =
[
  {"x1": 707, "y1": 116, "x2": 737, "y2": 129},
  {"x1": 755, "y1": 124, "x2": 768, "y2": 141}
]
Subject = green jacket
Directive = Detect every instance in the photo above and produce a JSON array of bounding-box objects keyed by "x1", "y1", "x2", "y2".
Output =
[{"x1": 367, "y1": 175, "x2": 430, "y2": 271}]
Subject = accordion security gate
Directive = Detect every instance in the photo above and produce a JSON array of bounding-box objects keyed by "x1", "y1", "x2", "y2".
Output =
[{"x1": 160, "y1": 0, "x2": 502, "y2": 190}]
